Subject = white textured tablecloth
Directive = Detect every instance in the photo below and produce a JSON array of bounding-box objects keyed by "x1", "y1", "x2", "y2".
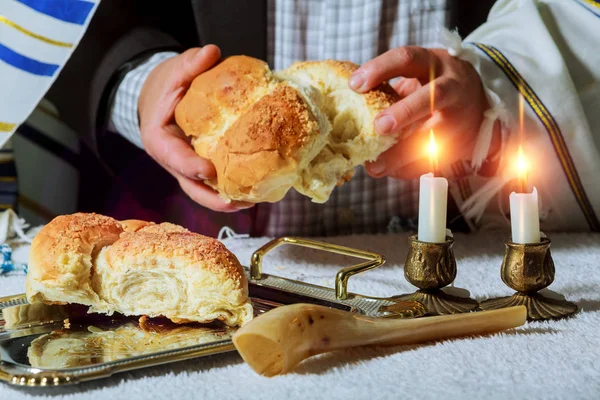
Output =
[{"x1": 1, "y1": 232, "x2": 599, "y2": 400}]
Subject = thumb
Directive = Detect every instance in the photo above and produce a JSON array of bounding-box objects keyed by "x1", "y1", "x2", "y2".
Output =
[{"x1": 174, "y1": 45, "x2": 221, "y2": 87}]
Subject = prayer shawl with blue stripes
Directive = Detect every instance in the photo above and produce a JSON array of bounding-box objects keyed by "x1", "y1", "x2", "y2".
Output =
[{"x1": 0, "y1": 0, "x2": 99, "y2": 147}]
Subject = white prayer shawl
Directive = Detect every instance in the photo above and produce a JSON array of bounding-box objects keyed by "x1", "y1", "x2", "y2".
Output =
[
  {"x1": 0, "y1": 0, "x2": 100, "y2": 147},
  {"x1": 444, "y1": 0, "x2": 600, "y2": 233}
]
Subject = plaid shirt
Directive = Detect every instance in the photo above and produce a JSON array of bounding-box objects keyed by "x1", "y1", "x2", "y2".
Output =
[{"x1": 109, "y1": 0, "x2": 449, "y2": 236}]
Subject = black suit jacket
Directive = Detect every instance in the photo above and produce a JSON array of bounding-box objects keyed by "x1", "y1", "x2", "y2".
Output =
[{"x1": 47, "y1": 0, "x2": 266, "y2": 153}]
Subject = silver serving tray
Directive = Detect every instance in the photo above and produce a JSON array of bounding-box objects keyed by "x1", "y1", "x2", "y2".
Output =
[{"x1": 0, "y1": 237, "x2": 425, "y2": 387}]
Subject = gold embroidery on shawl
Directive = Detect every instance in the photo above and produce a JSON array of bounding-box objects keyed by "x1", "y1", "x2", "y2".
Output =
[
  {"x1": 0, "y1": 16, "x2": 73, "y2": 48},
  {"x1": 473, "y1": 43, "x2": 600, "y2": 231}
]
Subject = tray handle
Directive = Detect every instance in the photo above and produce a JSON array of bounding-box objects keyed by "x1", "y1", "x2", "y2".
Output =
[{"x1": 250, "y1": 237, "x2": 385, "y2": 301}]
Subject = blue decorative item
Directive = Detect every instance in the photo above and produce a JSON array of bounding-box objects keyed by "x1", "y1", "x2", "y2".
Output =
[{"x1": 0, "y1": 244, "x2": 27, "y2": 275}]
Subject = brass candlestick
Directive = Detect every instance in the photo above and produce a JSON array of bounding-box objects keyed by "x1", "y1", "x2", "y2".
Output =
[
  {"x1": 480, "y1": 237, "x2": 578, "y2": 321},
  {"x1": 394, "y1": 234, "x2": 479, "y2": 315}
]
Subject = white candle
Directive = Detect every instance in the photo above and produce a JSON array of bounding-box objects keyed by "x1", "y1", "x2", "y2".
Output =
[
  {"x1": 509, "y1": 187, "x2": 541, "y2": 244},
  {"x1": 418, "y1": 173, "x2": 448, "y2": 243}
]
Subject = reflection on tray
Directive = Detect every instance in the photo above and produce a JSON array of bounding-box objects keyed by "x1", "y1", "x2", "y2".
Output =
[
  {"x1": 2, "y1": 302, "x2": 71, "y2": 329},
  {"x1": 2, "y1": 302, "x2": 237, "y2": 369},
  {"x1": 28, "y1": 320, "x2": 234, "y2": 369}
]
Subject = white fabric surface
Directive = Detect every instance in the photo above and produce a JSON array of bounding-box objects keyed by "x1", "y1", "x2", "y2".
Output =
[{"x1": 1, "y1": 232, "x2": 599, "y2": 399}]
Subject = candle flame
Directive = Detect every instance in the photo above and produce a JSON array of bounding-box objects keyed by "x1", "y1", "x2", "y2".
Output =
[
  {"x1": 517, "y1": 145, "x2": 527, "y2": 175},
  {"x1": 516, "y1": 145, "x2": 528, "y2": 192},
  {"x1": 429, "y1": 129, "x2": 439, "y2": 174}
]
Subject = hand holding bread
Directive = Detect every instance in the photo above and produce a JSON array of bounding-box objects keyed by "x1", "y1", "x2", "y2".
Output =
[
  {"x1": 135, "y1": 45, "x2": 492, "y2": 208},
  {"x1": 137, "y1": 45, "x2": 252, "y2": 213},
  {"x1": 175, "y1": 55, "x2": 400, "y2": 204},
  {"x1": 352, "y1": 46, "x2": 493, "y2": 180}
]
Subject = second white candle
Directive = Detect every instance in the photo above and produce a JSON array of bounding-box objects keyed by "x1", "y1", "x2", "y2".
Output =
[
  {"x1": 509, "y1": 187, "x2": 541, "y2": 244},
  {"x1": 418, "y1": 173, "x2": 448, "y2": 243}
]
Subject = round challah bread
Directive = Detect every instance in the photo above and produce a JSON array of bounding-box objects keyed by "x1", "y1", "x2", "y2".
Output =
[
  {"x1": 25, "y1": 213, "x2": 253, "y2": 327},
  {"x1": 175, "y1": 56, "x2": 399, "y2": 204}
]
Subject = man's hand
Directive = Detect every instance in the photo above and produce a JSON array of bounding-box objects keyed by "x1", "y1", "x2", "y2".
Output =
[
  {"x1": 138, "y1": 45, "x2": 252, "y2": 212},
  {"x1": 349, "y1": 46, "x2": 496, "y2": 180}
]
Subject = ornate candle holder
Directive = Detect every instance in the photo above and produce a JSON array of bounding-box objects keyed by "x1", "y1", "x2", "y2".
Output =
[
  {"x1": 480, "y1": 237, "x2": 578, "y2": 321},
  {"x1": 394, "y1": 234, "x2": 479, "y2": 315}
]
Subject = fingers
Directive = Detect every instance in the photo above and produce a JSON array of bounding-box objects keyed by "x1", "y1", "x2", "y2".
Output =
[
  {"x1": 145, "y1": 124, "x2": 216, "y2": 180},
  {"x1": 349, "y1": 46, "x2": 434, "y2": 93},
  {"x1": 366, "y1": 136, "x2": 432, "y2": 180},
  {"x1": 161, "y1": 154, "x2": 254, "y2": 212},
  {"x1": 374, "y1": 77, "x2": 460, "y2": 135},
  {"x1": 136, "y1": 43, "x2": 250, "y2": 213},
  {"x1": 139, "y1": 44, "x2": 222, "y2": 127},
  {"x1": 391, "y1": 78, "x2": 422, "y2": 99},
  {"x1": 366, "y1": 128, "x2": 426, "y2": 179},
  {"x1": 172, "y1": 45, "x2": 221, "y2": 88},
  {"x1": 367, "y1": 112, "x2": 472, "y2": 180},
  {"x1": 176, "y1": 175, "x2": 254, "y2": 213}
]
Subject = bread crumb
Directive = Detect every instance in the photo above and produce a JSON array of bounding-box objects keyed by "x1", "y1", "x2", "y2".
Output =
[{"x1": 63, "y1": 318, "x2": 70, "y2": 329}]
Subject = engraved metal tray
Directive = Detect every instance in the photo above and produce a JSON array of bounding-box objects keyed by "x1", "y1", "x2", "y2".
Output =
[{"x1": 0, "y1": 237, "x2": 425, "y2": 387}]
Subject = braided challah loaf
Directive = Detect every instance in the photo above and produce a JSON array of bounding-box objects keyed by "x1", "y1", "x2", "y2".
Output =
[{"x1": 175, "y1": 56, "x2": 399, "y2": 204}]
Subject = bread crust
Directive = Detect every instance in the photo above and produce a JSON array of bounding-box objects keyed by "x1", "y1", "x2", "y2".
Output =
[
  {"x1": 175, "y1": 56, "x2": 273, "y2": 158},
  {"x1": 138, "y1": 222, "x2": 189, "y2": 234},
  {"x1": 119, "y1": 219, "x2": 154, "y2": 232},
  {"x1": 26, "y1": 213, "x2": 124, "y2": 304},
  {"x1": 26, "y1": 214, "x2": 253, "y2": 327},
  {"x1": 103, "y1": 230, "x2": 245, "y2": 289},
  {"x1": 285, "y1": 60, "x2": 399, "y2": 114},
  {"x1": 210, "y1": 83, "x2": 321, "y2": 201}
]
